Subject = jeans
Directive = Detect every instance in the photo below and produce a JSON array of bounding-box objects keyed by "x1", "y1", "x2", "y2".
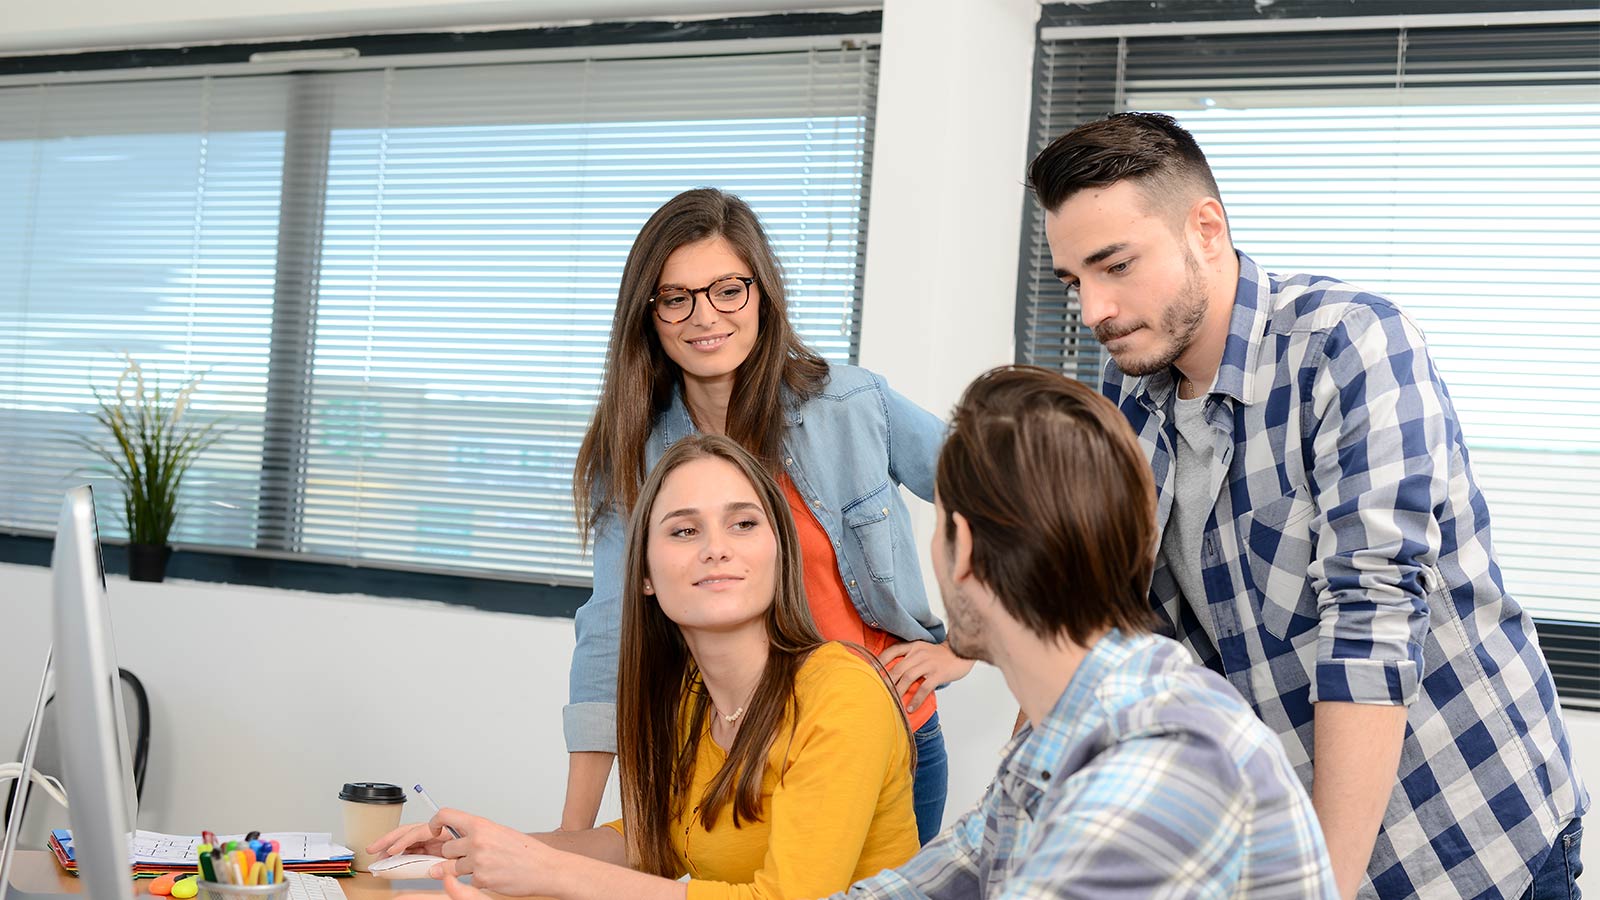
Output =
[
  {"x1": 911, "y1": 712, "x2": 948, "y2": 846},
  {"x1": 1521, "y1": 817, "x2": 1584, "y2": 900}
]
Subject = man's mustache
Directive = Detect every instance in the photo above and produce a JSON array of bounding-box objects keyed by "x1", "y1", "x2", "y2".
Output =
[{"x1": 1094, "y1": 322, "x2": 1141, "y2": 343}]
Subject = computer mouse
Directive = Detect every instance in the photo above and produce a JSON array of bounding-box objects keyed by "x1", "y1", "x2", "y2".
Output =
[{"x1": 367, "y1": 854, "x2": 447, "y2": 880}]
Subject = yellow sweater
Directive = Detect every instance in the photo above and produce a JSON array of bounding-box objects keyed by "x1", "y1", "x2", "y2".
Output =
[{"x1": 606, "y1": 642, "x2": 918, "y2": 900}]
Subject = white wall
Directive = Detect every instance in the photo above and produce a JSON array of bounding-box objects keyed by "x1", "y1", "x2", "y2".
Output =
[
  {"x1": 0, "y1": 0, "x2": 1041, "y2": 842},
  {"x1": 855, "y1": 0, "x2": 1041, "y2": 819}
]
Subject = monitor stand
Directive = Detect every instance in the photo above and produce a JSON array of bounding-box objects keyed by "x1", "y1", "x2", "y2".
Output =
[{"x1": 0, "y1": 651, "x2": 53, "y2": 900}]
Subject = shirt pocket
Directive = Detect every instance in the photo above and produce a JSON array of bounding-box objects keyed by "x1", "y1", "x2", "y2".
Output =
[
  {"x1": 842, "y1": 481, "x2": 896, "y2": 583},
  {"x1": 1238, "y1": 484, "x2": 1318, "y2": 641}
]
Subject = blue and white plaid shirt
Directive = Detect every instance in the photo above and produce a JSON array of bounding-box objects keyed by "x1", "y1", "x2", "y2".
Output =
[
  {"x1": 832, "y1": 629, "x2": 1337, "y2": 900},
  {"x1": 1103, "y1": 252, "x2": 1588, "y2": 899}
]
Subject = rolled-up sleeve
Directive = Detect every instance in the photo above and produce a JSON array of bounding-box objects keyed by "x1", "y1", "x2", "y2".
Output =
[
  {"x1": 565, "y1": 507, "x2": 626, "y2": 752},
  {"x1": 1305, "y1": 308, "x2": 1448, "y2": 706}
]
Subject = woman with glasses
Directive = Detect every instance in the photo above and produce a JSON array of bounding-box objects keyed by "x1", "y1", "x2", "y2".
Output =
[{"x1": 563, "y1": 188, "x2": 966, "y2": 844}]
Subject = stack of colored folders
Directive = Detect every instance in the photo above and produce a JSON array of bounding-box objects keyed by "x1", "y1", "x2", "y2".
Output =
[{"x1": 48, "y1": 830, "x2": 354, "y2": 878}]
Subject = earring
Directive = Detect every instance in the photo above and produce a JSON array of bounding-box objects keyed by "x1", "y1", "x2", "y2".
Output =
[{"x1": 643, "y1": 579, "x2": 654, "y2": 595}]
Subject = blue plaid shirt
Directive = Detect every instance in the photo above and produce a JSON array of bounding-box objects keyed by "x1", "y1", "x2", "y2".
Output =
[
  {"x1": 832, "y1": 629, "x2": 1337, "y2": 899},
  {"x1": 1103, "y1": 252, "x2": 1588, "y2": 899}
]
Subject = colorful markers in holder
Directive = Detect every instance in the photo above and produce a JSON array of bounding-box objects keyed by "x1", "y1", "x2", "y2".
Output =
[{"x1": 196, "y1": 831, "x2": 285, "y2": 887}]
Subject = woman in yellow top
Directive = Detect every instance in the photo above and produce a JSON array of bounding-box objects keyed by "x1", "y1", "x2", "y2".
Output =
[{"x1": 373, "y1": 434, "x2": 918, "y2": 900}]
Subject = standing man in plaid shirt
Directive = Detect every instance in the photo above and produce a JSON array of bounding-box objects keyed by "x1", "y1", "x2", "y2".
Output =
[{"x1": 1027, "y1": 112, "x2": 1586, "y2": 899}]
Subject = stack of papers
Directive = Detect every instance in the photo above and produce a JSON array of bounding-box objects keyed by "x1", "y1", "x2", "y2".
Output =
[{"x1": 49, "y1": 830, "x2": 354, "y2": 879}]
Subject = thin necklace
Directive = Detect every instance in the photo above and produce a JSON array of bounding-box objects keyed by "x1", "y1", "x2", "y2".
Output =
[{"x1": 712, "y1": 687, "x2": 754, "y2": 724}]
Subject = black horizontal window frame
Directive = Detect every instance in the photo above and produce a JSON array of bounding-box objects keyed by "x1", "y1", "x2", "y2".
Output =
[
  {"x1": 0, "y1": 11, "x2": 881, "y2": 614},
  {"x1": 1022, "y1": 0, "x2": 1600, "y2": 706}
]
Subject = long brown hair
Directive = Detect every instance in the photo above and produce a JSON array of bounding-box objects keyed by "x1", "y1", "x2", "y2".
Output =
[
  {"x1": 616, "y1": 434, "x2": 826, "y2": 877},
  {"x1": 573, "y1": 188, "x2": 829, "y2": 541}
]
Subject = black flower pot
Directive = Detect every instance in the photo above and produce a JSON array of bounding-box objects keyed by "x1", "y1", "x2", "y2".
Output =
[{"x1": 128, "y1": 543, "x2": 173, "y2": 583}]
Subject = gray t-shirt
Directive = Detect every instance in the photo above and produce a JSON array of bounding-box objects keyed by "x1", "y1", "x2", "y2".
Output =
[{"x1": 1161, "y1": 390, "x2": 1215, "y2": 612}]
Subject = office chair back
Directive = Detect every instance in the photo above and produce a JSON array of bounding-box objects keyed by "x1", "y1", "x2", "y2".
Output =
[{"x1": 3, "y1": 668, "x2": 149, "y2": 847}]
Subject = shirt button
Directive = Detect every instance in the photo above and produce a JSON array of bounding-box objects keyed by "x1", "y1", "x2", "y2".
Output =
[
  {"x1": 1041, "y1": 770, "x2": 1051, "y2": 781},
  {"x1": 813, "y1": 499, "x2": 823, "y2": 508},
  {"x1": 784, "y1": 457, "x2": 792, "y2": 466},
  {"x1": 848, "y1": 579, "x2": 856, "y2": 587},
  {"x1": 881, "y1": 507, "x2": 888, "y2": 515}
]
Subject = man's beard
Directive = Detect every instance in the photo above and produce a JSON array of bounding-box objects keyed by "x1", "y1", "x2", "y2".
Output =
[
  {"x1": 1095, "y1": 251, "x2": 1209, "y2": 378},
  {"x1": 943, "y1": 583, "x2": 989, "y2": 664}
]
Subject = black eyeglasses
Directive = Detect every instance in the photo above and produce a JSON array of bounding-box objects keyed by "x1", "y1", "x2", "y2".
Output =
[{"x1": 649, "y1": 276, "x2": 755, "y2": 324}]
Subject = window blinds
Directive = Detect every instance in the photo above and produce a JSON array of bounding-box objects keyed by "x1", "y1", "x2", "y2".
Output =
[
  {"x1": 1019, "y1": 17, "x2": 1600, "y2": 628},
  {"x1": 0, "y1": 43, "x2": 879, "y2": 584}
]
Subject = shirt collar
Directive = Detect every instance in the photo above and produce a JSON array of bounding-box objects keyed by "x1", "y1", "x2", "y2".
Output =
[
  {"x1": 1132, "y1": 250, "x2": 1273, "y2": 409},
  {"x1": 660, "y1": 387, "x2": 696, "y2": 448},
  {"x1": 1002, "y1": 628, "x2": 1142, "y2": 789},
  {"x1": 659, "y1": 380, "x2": 803, "y2": 449}
]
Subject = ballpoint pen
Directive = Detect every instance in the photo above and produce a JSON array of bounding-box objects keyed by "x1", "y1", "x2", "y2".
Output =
[{"x1": 412, "y1": 784, "x2": 463, "y2": 839}]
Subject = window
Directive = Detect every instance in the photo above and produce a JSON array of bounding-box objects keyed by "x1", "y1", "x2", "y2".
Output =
[
  {"x1": 0, "y1": 26, "x2": 880, "y2": 593},
  {"x1": 1018, "y1": 3, "x2": 1599, "y2": 705}
]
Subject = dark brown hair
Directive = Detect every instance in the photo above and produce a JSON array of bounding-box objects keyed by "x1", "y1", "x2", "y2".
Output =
[
  {"x1": 936, "y1": 365, "x2": 1158, "y2": 644},
  {"x1": 1027, "y1": 112, "x2": 1225, "y2": 224},
  {"x1": 614, "y1": 434, "x2": 825, "y2": 878},
  {"x1": 574, "y1": 189, "x2": 828, "y2": 540}
]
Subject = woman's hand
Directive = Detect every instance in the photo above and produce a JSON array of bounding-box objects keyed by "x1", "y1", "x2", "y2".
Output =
[
  {"x1": 877, "y1": 640, "x2": 976, "y2": 713},
  {"x1": 366, "y1": 821, "x2": 450, "y2": 860},
  {"x1": 428, "y1": 809, "x2": 565, "y2": 897}
]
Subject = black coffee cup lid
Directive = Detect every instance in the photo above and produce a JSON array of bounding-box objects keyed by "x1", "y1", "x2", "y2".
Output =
[{"x1": 339, "y1": 782, "x2": 406, "y2": 804}]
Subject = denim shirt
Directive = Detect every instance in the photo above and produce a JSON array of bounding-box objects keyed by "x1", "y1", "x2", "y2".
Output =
[{"x1": 564, "y1": 363, "x2": 948, "y2": 753}]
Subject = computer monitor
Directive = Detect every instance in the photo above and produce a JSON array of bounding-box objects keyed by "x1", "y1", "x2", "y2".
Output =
[{"x1": 0, "y1": 487, "x2": 137, "y2": 900}]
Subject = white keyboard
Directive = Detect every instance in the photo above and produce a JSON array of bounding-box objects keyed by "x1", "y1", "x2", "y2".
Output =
[{"x1": 284, "y1": 872, "x2": 348, "y2": 900}]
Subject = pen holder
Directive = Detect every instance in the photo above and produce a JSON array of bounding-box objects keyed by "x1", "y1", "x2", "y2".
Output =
[{"x1": 195, "y1": 881, "x2": 290, "y2": 900}]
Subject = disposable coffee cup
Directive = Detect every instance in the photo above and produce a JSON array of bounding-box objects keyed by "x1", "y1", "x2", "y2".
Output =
[{"x1": 339, "y1": 782, "x2": 406, "y2": 872}]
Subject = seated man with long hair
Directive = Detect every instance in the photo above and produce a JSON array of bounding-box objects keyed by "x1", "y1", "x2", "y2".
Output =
[{"x1": 373, "y1": 434, "x2": 918, "y2": 900}]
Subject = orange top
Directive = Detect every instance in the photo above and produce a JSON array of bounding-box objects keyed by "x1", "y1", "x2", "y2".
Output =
[{"x1": 780, "y1": 475, "x2": 936, "y2": 731}]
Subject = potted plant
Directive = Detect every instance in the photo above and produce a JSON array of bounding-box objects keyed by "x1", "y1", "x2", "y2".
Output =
[{"x1": 77, "y1": 356, "x2": 226, "y2": 582}]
